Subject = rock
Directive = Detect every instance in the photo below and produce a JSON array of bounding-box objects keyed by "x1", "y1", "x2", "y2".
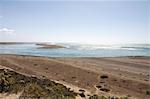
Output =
[
  {"x1": 96, "y1": 85, "x2": 102, "y2": 89},
  {"x1": 79, "y1": 92, "x2": 85, "y2": 97},
  {"x1": 100, "y1": 75, "x2": 108, "y2": 79},
  {"x1": 79, "y1": 89, "x2": 85, "y2": 93},
  {"x1": 100, "y1": 88, "x2": 110, "y2": 92}
]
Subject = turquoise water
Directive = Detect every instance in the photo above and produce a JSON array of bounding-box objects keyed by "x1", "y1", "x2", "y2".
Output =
[{"x1": 0, "y1": 43, "x2": 149, "y2": 57}]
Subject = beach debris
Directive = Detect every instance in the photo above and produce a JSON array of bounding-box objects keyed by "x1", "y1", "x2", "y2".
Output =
[
  {"x1": 79, "y1": 89, "x2": 85, "y2": 93},
  {"x1": 100, "y1": 75, "x2": 108, "y2": 79},
  {"x1": 78, "y1": 89, "x2": 86, "y2": 98},
  {"x1": 79, "y1": 92, "x2": 85, "y2": 97},
  {"x1": 96, "y1": 84, "x2": 110, "y2": 93},
  {"x1": 100, "y1": 88, "x2": 110, "y2": 92}
]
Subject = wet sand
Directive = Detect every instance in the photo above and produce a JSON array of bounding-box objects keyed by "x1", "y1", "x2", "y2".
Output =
[{"x1": 0, "y1": 54, "x2": 150, "y2": 99}]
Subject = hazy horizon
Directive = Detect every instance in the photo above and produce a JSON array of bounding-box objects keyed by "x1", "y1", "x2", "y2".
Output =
[{"x1": 0, "y1": 0, "x2": 149, "y2": 44}]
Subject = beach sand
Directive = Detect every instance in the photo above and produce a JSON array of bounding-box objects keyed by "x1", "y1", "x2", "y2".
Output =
[{"x1": 0, "y1": 54, "x2": 150, "y2": 99}]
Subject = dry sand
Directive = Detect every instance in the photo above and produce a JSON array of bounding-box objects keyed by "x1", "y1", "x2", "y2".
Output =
[{"x1": 0, "y1": 54, "x2": 150, "y2": 99}]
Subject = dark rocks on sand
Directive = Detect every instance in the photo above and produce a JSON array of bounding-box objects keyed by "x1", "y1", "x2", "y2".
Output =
[
  {"x1": 79, "y1": 92, "x2": 86, "y2": 97},
  {"x1": 79, "y1": 89, "x2": 85, "y2": 93},
  {"x1": 96, "y1": 85, "x2": 102, "y2": 89},
  {"x1": 100, "y1": 88, "x2": 110, "y2": 92},
  {"x1": 100, "y1": 75, "x2": 109, "y2": 79}
]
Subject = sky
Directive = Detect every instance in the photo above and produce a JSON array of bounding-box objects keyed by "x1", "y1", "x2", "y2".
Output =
[{"x1": 0, "y1": 0, "x2": 149, "y2": 44}]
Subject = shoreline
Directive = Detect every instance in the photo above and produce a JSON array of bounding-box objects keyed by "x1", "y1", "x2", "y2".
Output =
[
  {"x1": 0, "y1": 53, "x2": 149, "y2": 58},
  {"x1": 0, "y1": 54, "x2": 150, "y2": 99}
]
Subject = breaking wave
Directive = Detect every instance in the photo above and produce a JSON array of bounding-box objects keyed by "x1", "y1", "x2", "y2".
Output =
[{"x1": 58, "y1": 43, "x2": 150, "y2": 51}]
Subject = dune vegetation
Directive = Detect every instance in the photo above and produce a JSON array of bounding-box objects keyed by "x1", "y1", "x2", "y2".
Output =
[{"x1": 0, "y1": 69, "x2": 77, "y2": 99}]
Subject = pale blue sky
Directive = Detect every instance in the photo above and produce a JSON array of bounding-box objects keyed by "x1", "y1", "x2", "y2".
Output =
[{"x1": 0, "y1": 0, "x2": 149, "y2": 44}]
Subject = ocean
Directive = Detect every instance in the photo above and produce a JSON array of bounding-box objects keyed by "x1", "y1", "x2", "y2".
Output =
[{"x1": 0, "y1": 43, "x2": 149, "y2": 57}]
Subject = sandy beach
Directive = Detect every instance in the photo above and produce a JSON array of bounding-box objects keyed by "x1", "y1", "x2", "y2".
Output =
[
  {"x1": 0, "y1": 54, "x2": 149, "y2": 99},
  {"x1": 1, "y1": 0, "x2": 149, "y2": 98}
]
